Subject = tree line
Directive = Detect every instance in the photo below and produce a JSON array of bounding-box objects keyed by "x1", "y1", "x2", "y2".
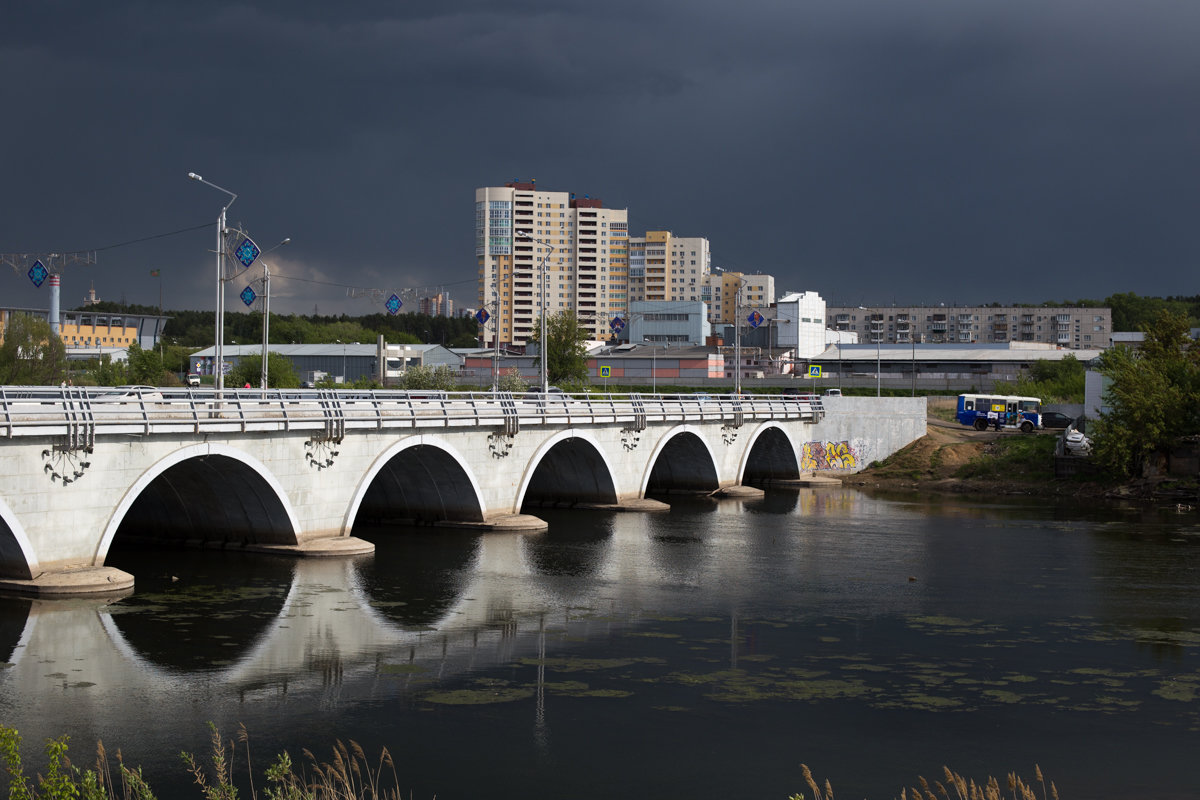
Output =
[{"x1": 77, "y1": 301, "x2": 481, "y2": 348}]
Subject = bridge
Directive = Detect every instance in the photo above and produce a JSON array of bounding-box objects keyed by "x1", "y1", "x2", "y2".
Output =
[{"x1": 0, "y1": 387, "x2": 925, "y2": 595}]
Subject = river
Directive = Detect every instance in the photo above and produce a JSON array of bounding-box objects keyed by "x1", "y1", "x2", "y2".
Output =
[{"x1": 2, "y1": 487, "x2": 1199, "y2": 799}]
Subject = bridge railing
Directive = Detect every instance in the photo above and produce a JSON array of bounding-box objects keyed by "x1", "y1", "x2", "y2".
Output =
[{"x1": 0, "y1": 387, "x2": 824, "y2": 438}]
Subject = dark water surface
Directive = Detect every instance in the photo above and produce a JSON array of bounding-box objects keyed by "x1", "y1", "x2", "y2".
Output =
[{"x1": 3, "y1": 488, "x2": 1200, "y2": 799}]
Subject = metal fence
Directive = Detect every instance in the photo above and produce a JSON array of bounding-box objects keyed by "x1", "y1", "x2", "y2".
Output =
[{"x1": 1, "y1": 386, "x2": 824, "y2": 440}]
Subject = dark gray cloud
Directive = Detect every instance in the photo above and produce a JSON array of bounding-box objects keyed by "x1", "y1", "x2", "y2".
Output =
[{"x1": 3, "y1": 0, "x2": 1198, "y2": 318}]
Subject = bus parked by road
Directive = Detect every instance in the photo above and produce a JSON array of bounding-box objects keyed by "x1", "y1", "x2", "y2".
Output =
[{"x1": 956, "y1": 393, "x2": 1041, "y2": 433}]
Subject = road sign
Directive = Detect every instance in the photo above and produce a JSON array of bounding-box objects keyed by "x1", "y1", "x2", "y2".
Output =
[
  {"x1": 240, "y1": 286, "x2": 257, "y2": 306},
  {"x1": 27, "y1": 260, "x2": 48, "y2": 288},
  {"x1": 385, "y1": 293, "x2": 403, "y2": 315},
  {"x1": 233, "y1": 237, "x2": 260, "y2": 269},
  {"x1": 599, "y1": 366, "x2": 612, "y2": 378},
  {"x1": 609, "y1": 316, "x2": 625, "y2": 332},
  {"x1": 475, "y1": 307, "x2": 490, "y2": 325},
  {"x1": 748, "y1": 310, "x2": 764, "y2": 329},
  {"x1": 808, "y1": 365, "x2": 822, "y2": 378}
]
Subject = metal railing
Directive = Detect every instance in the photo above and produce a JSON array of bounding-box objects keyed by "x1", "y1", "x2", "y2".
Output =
[{"x1": 0, "y1": 387, "x2": 824, "y2": 439}]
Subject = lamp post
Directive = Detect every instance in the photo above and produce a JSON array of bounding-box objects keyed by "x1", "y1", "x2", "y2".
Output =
[
  {"x1": 515, "y1": 230, "x2": 555, "y2": 393},
  {"x1": 734, "y1": 281, "x2": 748, "y2": 396},
  {"x1": 187, "y1": 172, "x2": 237, "y2": 394},
  {"x1": 257, "y1": 238, "x2": 289, "y2": 391},
  {"x1": 858, "y1": 306, "x2": 881, "y2": 397}
]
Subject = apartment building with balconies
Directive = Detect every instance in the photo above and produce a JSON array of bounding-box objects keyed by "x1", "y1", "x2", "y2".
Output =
[
  {"x1": 476, "y1": 181, "x2": 629, "y2": 347},
  {"x1": 825, "y1": 305, "x2": 1112, "y2": 349}
]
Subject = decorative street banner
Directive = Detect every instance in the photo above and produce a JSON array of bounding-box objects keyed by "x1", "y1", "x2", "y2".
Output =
[
  {"x1": 609, "y1": 315, "x2": 625, "y2": 332},
  {"x1": 386, "y1": 293, "x2": 403, "y2": 315},
  {"x1": 747, "y1": 310, "x2": 764, "y2": 329},
  {"x1": 240, "y1": 286, "x2": 257, "y2": 306},
  {"x1": 475, "y1": 307, "x2": 490, "y2": 325},
  {"x1": 28, "y1": 260, "x2": 48, "y2": 288},
  {"x1": 233, "y1": 237, "x2": 261, "y2": 269}
]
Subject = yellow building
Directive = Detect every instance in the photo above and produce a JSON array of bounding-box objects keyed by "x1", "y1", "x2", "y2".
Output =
[{"x1": 0, "y1": 307, "x2": 166, "y2": 352}]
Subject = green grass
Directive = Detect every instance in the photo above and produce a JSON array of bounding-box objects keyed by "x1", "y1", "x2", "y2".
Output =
[{"x1": 955, "y1": 435, "x2": 1058, "y2": 481}]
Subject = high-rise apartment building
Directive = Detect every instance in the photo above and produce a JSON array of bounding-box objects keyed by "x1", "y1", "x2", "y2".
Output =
[
  {"x1": 627, "y1": 231, "x2": 711, "y2": 304},
  {"x1": 476, "y1": 181, "x2": 628, "y2": 346}
]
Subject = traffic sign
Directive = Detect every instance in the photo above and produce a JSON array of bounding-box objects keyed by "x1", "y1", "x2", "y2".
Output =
[
  {"x1": 748, "y1": 310, "x2": 764, "y2": 329},
  {"x1": 233, "y1": 237, "x2": 260, "y2": 269},
  {"x1": 808, "y1": 365, "x2": 822, "y2": 378},
  {"x1": 27, "y1": 260, "x2": 48, "y2": 288},
  {"x1": 475, "y1": 307, "x2": 490, "y2": 325},
  {"x1": 599, "y1": 366, "x2": 612, "y2": 378}
]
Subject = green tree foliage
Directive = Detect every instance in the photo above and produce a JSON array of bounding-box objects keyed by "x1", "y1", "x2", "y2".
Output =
[
  {"x1": 0, "y1": 313, "x2": 67, "y2": 385},
  {"x1": 1092, "y1": 309, "x2": 1200, "y2": 477},
  {"x1": 399, "y1": 364, "x2": 459, "y2": 391},
  {"x1": 497, "y1": 367, "x2": 527, "y2": 393},
  {"x1": 530, "y1": 311, "x2": 590, "y2": 388},
  {"x1": 228, "y1": 352, "x2": 301, "y2": 389},
  {"x1": 1105, "y1": 291, "x2": 1195, "y2": 332},
  {"x1": 125, "y1": 341, "x2": 168, "y2": 385},
  {"x1": 992, "y1": 355, "x2": 1085, "y2": 403}
]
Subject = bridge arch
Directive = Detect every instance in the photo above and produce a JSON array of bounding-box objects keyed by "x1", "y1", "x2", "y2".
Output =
[
  {"x1": 515, "y1": 429, "x2": 619, "y2": 512},
  {"x1": 348, "y1": 435, "x2": 486, "y2": 528},
  {"x1": 739, "y1": 422, "x2": 801, "y2": 484},
  {"x1": 97, "y1": 444, "x2": 301, "y2": 561},
  {"x1": 642, "y1": 425, "x2": 721, "y2": 495},
  {"x1": 0, "y1": 498, "x2": 36, "y2": 580}
]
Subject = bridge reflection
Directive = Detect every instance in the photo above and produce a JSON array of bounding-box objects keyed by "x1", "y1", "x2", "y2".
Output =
[{"x1": 0, "y1": 489, "x2": 911, "y2": 750}]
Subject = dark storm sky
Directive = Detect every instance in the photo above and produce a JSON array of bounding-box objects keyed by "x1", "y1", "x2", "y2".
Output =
[{"x1": 3, "y1": 0, "x2": 1198, "y2": 316}]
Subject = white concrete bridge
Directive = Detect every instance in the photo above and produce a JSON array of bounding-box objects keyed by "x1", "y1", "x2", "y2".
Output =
[{"x1": 0, "y1": 387, "x2": 925, "y2": 595}]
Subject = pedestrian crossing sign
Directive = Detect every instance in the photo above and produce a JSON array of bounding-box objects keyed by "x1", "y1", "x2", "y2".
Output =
[{"x1": 808, "y1": 365, "x2": 822, "y2": 378}]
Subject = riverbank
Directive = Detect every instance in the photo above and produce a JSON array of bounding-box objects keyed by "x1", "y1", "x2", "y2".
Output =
[{"x1": 840, "y1": 420, "x2": 1198, "y2": 503}]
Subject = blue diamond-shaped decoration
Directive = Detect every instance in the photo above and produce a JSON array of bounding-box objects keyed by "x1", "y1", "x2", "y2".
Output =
[
  {"x1": 240, "y1": 286, "x2": 257, "y2": 306},
  {"x1": 385, "y1": 293, "x2": 403, "y2": 315},
  {"x1": 609, "y1": 315, "x2": 625, "y2": 332},
  {"x1": 475, "y1": 307, "x2": 490, "y2": 325},
  {"x1": 234, "y1": 237, "x2": 260, "y2": 269},
  {"x1": 28, "y1": 260, "x2": 49, "y2": 288},
  {"x1": 748, "y1": 310, "x2": 764, "y2": 329}
]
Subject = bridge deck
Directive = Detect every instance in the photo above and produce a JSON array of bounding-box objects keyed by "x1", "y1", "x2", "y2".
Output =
[{"x1": 1, "y1": 387, "x2": 824, "y2": 438}]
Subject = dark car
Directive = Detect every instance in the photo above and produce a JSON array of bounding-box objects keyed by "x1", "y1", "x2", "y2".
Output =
[{"x1": 1040, "y1": 411, "x2": 1075, "y2": 429}]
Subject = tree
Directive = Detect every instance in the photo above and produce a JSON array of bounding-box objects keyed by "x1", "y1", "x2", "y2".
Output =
[
  {"x1": 1092, "y1": 309, "x2": 1200, "y2": 477},
  {"x1": 529, "y1": 311, "x2": 590, "y2": 388},
  {"x1": 228, "y1": 352, "x2": 301, "y2": 389},
  {"x1": 399, "y1": 364, "x2": 459, "y2": 391},
  {"x1": 0, "y1": 313, "x2": 67, "y2": 385},
  {"x1": 992, "y1": 355, "x2": 1085, "y2": 403},
  {"x1": 125, "y1": 341, "x2": 168, "y2": 385}
]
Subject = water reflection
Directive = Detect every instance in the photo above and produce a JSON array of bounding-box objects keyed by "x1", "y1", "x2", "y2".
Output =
[{"x1": 0, "y1": 490, "x2": 1198, "y2": 799}]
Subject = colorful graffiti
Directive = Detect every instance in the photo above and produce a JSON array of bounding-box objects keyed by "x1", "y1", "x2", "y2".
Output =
[{"x1": 800, "y1": 440, "x2": 858, "y2": 471}]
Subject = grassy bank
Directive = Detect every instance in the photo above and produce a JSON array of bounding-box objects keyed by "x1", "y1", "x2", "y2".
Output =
[{"x1": 1, "y1": 723, "x2": 1056, "y2": 800}]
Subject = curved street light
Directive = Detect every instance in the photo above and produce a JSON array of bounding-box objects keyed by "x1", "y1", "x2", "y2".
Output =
[
  {"x1": 258, "y1": 238, "x2": 290, "y2": 391},
  {"x1": 515, "y1": 230, "x2": 554, "y2": 394},
  {"x1": 187, "y1": 172, "x2": 236, "y2": 394}
]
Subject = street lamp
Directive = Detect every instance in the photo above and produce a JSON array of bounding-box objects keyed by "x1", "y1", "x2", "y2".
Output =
[
  {"x1": 335, "y1": 339, "x2": 347, "y2": 384},
  {"x1": 187, "y1": 172, "x2": 236, "y2": 394},
  {"x1": 257, "y1": 238, "x2": 289, "y2": 391},
  {"x1": 858, "y1": 306, "x2": 881, "y2": 397},
  {"x1": 515, "y1": 230, "x2": 555, "y2": 394}
]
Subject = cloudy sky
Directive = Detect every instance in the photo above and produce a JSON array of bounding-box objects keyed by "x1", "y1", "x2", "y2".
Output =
[{"x1": 4, "y1": 0, "x2": 1198, "y2": 318}]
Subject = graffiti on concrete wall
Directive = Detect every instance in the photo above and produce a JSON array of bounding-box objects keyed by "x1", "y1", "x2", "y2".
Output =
[{"x1": 800, "y1": 440, "x2": 858, "y2": 471}]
